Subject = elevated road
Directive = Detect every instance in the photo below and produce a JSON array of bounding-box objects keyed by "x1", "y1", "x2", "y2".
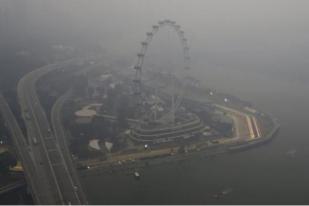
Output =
[
  {"x1": 0, "y1": 94, "x2": 55, "y2": 203},
  {"x1": 51, "y1": 89, "x2": 87, "y2": 204},
  {"x1": 17, "y1": 60, "x2": 87, "y2": 204}
]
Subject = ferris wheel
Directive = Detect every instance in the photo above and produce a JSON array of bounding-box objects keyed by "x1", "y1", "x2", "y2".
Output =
[{"x1": 132, "y1": 19, "x2": 192, "y2": 125}]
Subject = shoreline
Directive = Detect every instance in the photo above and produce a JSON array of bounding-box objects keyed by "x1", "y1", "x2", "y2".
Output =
[{"x1": 79, "y1": 113, "x2": 280, "y2": 177}]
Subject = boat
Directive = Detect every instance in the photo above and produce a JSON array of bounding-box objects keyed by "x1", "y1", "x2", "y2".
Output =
[
  {"x1": 212, "y1": 187, "x2": 232, "y2": 199},
  {"x1": 133, "y1": 171, "x2": 140, "y2": 180},
  {"x1": 286, "y1": 149, "x2": 297, "y2": 157},
  {"x1": 221, "y1": 187, "x2": 233, "y2": 195}
]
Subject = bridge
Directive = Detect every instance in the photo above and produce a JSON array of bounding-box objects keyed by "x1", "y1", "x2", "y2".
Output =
[
  {"x1": 0, "y1": 59, "x2": 89, "y2": 204},
  {"x1": 0, "y1": 93, "x2": 50, "y2": 203}
]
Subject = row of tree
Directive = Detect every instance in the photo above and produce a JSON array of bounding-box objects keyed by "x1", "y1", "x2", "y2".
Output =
[{"x1": 0, "y1": 151, "x2": 17, "y2": 174}]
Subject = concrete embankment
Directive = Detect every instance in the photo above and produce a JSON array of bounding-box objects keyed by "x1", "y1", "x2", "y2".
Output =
[
  {"x1": 79, "y1": 114, "x2": 280, "y2": 177},
  {"x1": 79, "y1": 145, "x2": 228, "y2": 177}
]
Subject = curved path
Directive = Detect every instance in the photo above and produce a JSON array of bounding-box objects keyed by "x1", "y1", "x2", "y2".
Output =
[
  {"x1": 51, "y1": 89, "x2": 88, "y2": 204},
  {"x1": 17, "y1": 59, "x2": 88, "y2": 204}
]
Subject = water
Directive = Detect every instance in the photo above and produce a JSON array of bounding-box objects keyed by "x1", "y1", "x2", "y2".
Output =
[
  {"x1": 0, "y1": 187, "x2": 33, "y2": 205},
  {"x1": 2, "y1": 1, "x2": 309, "y2": 204},
  {"x1": 81, "y1": 65, "x2": 309, "y2": 204}
]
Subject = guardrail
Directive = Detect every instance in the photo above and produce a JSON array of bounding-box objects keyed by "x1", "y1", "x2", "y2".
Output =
[{"x1": 0, "y1": 180, "x2": 26, "y2": 195}]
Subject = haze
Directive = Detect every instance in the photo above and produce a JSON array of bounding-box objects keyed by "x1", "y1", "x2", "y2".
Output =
[{"x1": 0, "y1": 0, "x2": 308, "y2": 204}]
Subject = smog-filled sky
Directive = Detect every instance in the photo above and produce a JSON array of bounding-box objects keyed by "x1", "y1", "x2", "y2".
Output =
[
  {"x1": 1, "y1": 0, "x2": 309, "y2": 104},
  {"x1": 1, "y1": 1, "x2": 309, "y2": 204},
  {"x1": 1, "y1": 0, "x2": 309, "y2": 81}
]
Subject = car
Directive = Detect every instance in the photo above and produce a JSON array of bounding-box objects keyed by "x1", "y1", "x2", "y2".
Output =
[
  {"x1": 25, "y1": 113, "x2": 31, "y2": 120},
  {"x1": 32, "y1": 137, "x2": 38, "y2": 145},
  {"x1": 211, "y1": 139, "x2": 220, "y2": 144}
]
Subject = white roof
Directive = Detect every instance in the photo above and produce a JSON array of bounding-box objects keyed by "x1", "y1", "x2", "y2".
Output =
[
  {"x1": 75, "y1": 104, "x2": 102, "y2": 117},
  {"x1": 89, "y1": 139, "x2": 101, "y2": 150},
  {"x1": 75, "y1": 109, "x2": 96, "y2": 117}
]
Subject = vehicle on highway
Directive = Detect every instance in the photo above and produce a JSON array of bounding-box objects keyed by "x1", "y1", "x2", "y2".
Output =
[
  {"x1": 25, "y1": 112, "x2": 31, "y2": 120},
  {"x1": 211, "y1": 139, "x2": 220, "y2": 144},
  {"x1": 32, "y1": 137, "x2": 38, "y2": 145}
]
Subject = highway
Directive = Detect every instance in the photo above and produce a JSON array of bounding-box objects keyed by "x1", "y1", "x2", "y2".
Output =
[
  {"x1": 51, "y1": 89, "x2": 88, "y2": 204},
  {"x1": 17, "y1": 60, "x2": 88, "y2": 204},
  {"x1": 0, "y1": 94, "x2": 55, "y2": 203}
]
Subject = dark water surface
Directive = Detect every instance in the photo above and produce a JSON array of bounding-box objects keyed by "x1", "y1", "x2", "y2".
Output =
[
  {"x1": 0, "y1": 187, "x2": 33, "y2": 205},
  {"x1": 2, "y1": 1, "x2": 309, "y2": 204},
  {"x1": 81, "y1": 66, "x2": 309, "y2": 204}
]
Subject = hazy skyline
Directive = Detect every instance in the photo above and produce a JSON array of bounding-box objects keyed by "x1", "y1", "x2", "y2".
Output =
[{"x1": 1, "y1": 1, "x2": 309, "y2": 204}]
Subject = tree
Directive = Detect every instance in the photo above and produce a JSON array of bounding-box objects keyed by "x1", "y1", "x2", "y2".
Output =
[{"x1": 0, "y1": 151, "x2": 17, "y2": 174}]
